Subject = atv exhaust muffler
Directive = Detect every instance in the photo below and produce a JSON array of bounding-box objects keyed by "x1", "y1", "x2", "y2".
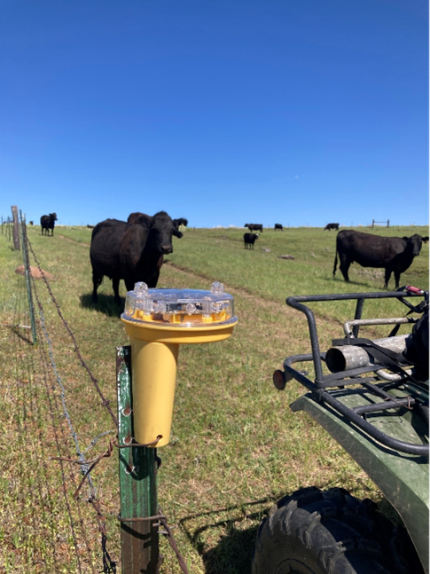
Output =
[{"x1": 325, "y1": 334, "x2": 409, "y2": 373}]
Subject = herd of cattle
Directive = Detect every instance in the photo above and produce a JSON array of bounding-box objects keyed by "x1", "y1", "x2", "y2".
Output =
[
  {"x1": 37, "y1": 213, "x2": 428, "y2": 297},
  {"x1": 242, "y1": 223, "x2": 428, "y2": 289}
]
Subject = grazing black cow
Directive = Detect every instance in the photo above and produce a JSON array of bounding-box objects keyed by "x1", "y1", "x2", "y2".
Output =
[
  {"x1": 325, "y1": 223, "x2": 339, "y2": 231},
  {"x1": 333, "y1": 230, "x2": 428, "y2": 289},
  {"x1": 274, "y1": 223, "x2": 283, "y2": 230},
  {"x1": 90, "y1": 211, "x2": 178, "y2": 304},
  {"x1": 40, "y1": 213, "x2": 57, "y2": 236},
  {"x1": 244, "y1": 233, "x2": 259, "y2": 249},
  {"x1": 245, "y1": 223, "x2": 263, "y2": 233},
  {"x1": 29, "y1": 221, "x2": 33, "y2": 226}
]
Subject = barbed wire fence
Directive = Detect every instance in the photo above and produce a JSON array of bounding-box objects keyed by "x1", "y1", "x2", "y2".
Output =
[
  {"x1": 1, "y1": 215, "x2": 13, "y2": 242},
  {"x1": 0, "y1": 213, "x2": 190, "y2": 574},
  {"x1": 0, "y1": 215, "x2": 119, "y2": 573}
]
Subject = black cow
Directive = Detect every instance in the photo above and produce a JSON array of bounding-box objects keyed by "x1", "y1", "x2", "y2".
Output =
[
  {"x1": 244, "y1": 233, "x2": 259, "y2": 249},
  {"x1": 333, "y1": 230, "x2": 428, "y2": 289},
  {"x1": 245, "y1": 223, "x2": 263, "y2": 233},
  {"x1": 325, "y1": 223, "x2": 339, "y2": 231},
  {"x1": 90, "y1": 211, "x2": 178, "y2": 304},
  {"x1": 127, "y1": 212, "x2": 152, "y2": 226},
  {"x1": 40, "y1": 213, "x2": 57, "y2": 236},
  {"x1": 128, "y1": 212, "x2": 185, "y2": 239},
  {"x1": 274, "y1": 223, "x2": 283, "y2": 230},
  {"x1": 173, "y1": 217, "x2": 188, "y2": 227}
]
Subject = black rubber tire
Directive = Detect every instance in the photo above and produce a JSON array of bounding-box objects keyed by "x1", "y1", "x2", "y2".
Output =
[{"x1": 252, "y1": 486, "x2": 423, "y2": 574}]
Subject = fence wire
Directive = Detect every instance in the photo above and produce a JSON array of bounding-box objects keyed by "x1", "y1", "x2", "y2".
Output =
[
  {"x1": 0, "y1": 221, "x2": 118, "y2": 573},
  {"x1": 1, "y1": 218, "x2": 190, "y2": 574}
]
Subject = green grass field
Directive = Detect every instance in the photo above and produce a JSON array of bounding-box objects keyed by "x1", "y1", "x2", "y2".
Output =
[{"x1": 0, "y1": 223, "x2": 428, "y2": 573}]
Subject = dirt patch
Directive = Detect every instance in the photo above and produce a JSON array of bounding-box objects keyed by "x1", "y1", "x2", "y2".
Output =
[{"x1": 15, "y1": 265, "x2": 54, "y2": 280}]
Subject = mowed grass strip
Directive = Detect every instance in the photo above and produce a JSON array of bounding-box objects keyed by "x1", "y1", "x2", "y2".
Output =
[{"x1": 1, "y1": 223, "x2": 428, "y2": 573}]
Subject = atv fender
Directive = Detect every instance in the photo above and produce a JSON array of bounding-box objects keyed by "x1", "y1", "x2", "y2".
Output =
[{"x1": 290, "y1": 391, "x2": 429, "y2": 573}]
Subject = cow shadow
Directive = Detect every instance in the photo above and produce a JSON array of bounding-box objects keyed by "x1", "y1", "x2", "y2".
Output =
[
  {"x1": 80, "y1": 293, "x2": 124, "y2": 317},
  {"x1": 327, "y1": 277, "x2": 386, "y2": 290}
]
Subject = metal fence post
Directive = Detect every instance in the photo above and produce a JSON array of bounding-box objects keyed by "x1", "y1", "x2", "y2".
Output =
[
  {"x1": 11, "y1": 206, "x2": 20, "y2": 250},
  {"x1": 20, "y1": 212, "x2": 37, "y2": 344},
  {"x1": 116, "y1": 346, "x2": 160, "y2": 574}
]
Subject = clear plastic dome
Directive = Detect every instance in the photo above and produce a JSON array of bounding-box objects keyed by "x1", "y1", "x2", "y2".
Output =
[{"x1": 122, "y1": 281, "x2": 237, "y2": 327}]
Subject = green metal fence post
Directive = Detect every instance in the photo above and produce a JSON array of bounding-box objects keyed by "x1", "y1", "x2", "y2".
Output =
[
  {"x1": 11, "y1": 206, "x2": 20, "y2": 250},
  {"x1": 20, "y1": 212, "x2": 37, "y2": 344},
  {"x1": 116, "y1": 346, "x2": 160, "y2": 574}
]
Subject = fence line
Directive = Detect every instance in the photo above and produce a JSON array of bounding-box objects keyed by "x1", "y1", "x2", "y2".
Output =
[
  {"x1": 27, "y1": 236, "x2": 119, "y2": 430},
  {"x1": 371, "y1": 219, "x2": 390, "y2": 228},
  {"x1": 25, "y1": 227, "x2": 118, "y2": 573},
  {"x1": 1, "y1": 217, "x2": 118, "y2": 572},
  {"x1": 32, "y1": 272, "x2": 103, "y2": 574},
  {"x1": 20, "y1": 212, "x2": 37, "y2": 343},
  {"x1": 2, "y1": 213, "x2": 189, "y2": 573}
]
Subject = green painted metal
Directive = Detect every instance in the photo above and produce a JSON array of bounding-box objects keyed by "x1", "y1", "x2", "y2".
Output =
[
  {"x1": 11, "y1": 205, "x2": 20, "y2": 250},
  {"x1": 20, "y1": 213, "x2": 37, "y2": 344},
  {"x1": 291, "y1": 382, "x2": 429, "y2": 573},
  {"x1": 116, "y1": 345, "x2": 160, "y2": 574}
]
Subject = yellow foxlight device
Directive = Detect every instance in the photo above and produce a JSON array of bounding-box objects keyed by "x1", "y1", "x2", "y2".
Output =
[{"x1": 121, "y1": 281, "x2": 237, "y2": 447}]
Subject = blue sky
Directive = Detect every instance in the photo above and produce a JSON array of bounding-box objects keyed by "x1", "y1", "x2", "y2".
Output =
[{"x1": 1, "y1": 1, "x2": 428, "y2": 228}]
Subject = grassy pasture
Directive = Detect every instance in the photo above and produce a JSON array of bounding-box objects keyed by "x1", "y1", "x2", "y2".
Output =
[{"x1": 0, "y1": 223, "x2": 428, "y2": 573}]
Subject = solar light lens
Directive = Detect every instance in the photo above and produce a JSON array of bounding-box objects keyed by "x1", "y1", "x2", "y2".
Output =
[{"x1": 122, "y1": 282, "x2": 237, "y2": 327}]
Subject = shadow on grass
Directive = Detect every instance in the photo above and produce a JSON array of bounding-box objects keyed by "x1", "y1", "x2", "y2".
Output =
[
  {"x1": 179, "y1": 487, "x2": 404, "y2": 573},
  {"x1": 10, "y1": 325, "x2": 34, "y2": 345},
  {"x1": 323, "y1": 276, "x2": 385, "y2": 290},
  {"x1": 80, "y1": 293, "x2": 124, "y2": 317},
  {"x1": 179, "y1": 498, "x2": 272, "y2": 574}
]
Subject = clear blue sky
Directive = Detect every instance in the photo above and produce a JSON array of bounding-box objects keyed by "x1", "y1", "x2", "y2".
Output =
[{"x1": 1, "y1": 1, "x2": 428, "y2": 228}]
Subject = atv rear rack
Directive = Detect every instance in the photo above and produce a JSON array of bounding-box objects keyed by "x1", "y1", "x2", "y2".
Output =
[{"x1": 275, "y1": 288, "x2": 429, "y2": 456}]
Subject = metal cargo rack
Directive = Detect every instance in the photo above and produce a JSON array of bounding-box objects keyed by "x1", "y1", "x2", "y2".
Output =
[{"x1": 273, "y1": 288, "x2": 429, "y2": 457}]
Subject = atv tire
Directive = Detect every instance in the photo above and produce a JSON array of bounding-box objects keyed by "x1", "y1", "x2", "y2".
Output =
[{"x1": 252, "y1": 486, "x2": 423, "y2": 574}]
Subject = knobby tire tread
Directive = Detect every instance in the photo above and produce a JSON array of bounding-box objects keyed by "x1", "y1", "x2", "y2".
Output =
[{"x1": 252, "y1": 486, "x2": 423, "y2": 574}]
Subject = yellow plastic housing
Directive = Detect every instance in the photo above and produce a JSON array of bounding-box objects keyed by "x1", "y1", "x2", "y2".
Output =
[{"x1": 121, "y1": 282, "x2": 238, "y2": 446}]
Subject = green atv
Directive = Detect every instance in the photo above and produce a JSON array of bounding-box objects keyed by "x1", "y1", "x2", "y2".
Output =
[{"x1": 253, "y1": 287, "x2": 429, "y2": 574}]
